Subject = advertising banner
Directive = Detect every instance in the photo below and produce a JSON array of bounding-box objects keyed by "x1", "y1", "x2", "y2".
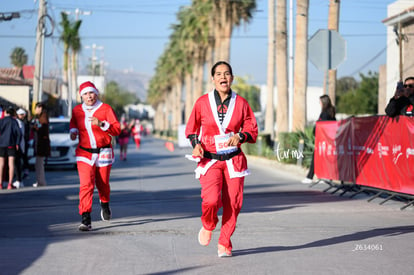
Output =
[{"x1": 314, "y1": 116, "x2": 414, "y2": 196}]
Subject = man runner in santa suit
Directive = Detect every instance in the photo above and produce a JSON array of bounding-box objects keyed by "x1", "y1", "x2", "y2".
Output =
[
  {"x1": 185, "y1": 61, "x2": 258, "y2": 257},
  {"x1": 70, "y1": 81, "x2": 121, "y2": 231}
]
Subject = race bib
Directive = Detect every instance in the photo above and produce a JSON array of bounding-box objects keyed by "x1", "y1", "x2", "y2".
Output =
[
  {"x1": 214, "y1": 133, "x2": 237, "y2": 155},
  {"x1": 98, "y1": 148, "x2": 113, "y2": 166}
]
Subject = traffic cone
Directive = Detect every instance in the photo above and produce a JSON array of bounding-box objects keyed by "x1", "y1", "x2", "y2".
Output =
[{"x1": 165, "y1": 141, "x2": 175, "y2": 152}]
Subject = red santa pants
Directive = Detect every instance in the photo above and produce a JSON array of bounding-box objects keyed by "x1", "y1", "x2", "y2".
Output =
[
  {"x1": 199, "y1": 160, "x2": 244, "y2": 250},
  {"x1": 77, "y1": 161, "x2": 112, "y2": 215}
]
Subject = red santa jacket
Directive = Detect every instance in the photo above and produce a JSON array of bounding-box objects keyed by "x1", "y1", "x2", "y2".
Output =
[
  {"x1": 185, "y1": 91, "x2": 258, "y2": 178},
  {"x1": 70, "y1": 101, "x2": 121, "y2": 166}
]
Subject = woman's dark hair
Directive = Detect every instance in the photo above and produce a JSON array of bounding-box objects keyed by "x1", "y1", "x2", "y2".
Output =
[
  {"x1": 6, "y1": 106, "x2": 15, "y2": 116},
  {"x1": 320, "y1": 94, "x2": 336, "y2": 118},
  {"x1": 35, "y1": 102, "x2": 46, "y2": 109},
  {"x1": 211, "y1": 61, "x2": 233, "y2": 77},
  {"x1": 404, "y1": 76, "x2": 414, "y2": 83}
]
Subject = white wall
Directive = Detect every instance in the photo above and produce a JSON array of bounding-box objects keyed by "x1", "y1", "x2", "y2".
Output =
[
  {"x1": 0, "y1": 85, "x2": 30, "y2": 110},
  {"x1": 385, "y1": 0, "x2": 413, "y2": 101}
]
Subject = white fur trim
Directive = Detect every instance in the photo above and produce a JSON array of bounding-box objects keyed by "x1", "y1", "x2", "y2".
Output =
[{"x1": 80, "y1": 86, "x2": 99, "y2": 96}]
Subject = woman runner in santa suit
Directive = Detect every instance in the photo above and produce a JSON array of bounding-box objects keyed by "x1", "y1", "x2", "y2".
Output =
[
  {"x1": 70, "y1": 81, "x2": 121, "y2": 231},
  {"x1": 185, "y1": 61, "x2": 258, "y2": 257}
]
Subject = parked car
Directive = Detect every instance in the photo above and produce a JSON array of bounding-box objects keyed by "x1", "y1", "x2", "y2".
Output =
[{"x1": 28, "y1": 117, "x2": 78, "y2": 169}]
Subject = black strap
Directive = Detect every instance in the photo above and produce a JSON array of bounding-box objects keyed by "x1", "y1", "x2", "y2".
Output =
[
  {"x1": 203, "y1": 148, "x2": 241, "y2": 161},
  {"x1": 79, "y1": 145, "x2": 111, "y2": 154}
]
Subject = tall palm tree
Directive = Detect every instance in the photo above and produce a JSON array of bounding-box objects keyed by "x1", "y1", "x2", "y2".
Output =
[
  {"x1": 327, "y1": 0, "x2": 340, "y2": 105},
  {"x1": 265, "y1": 0, "x2": 276, "y2": 138},
  {"x1": 292, "y1": 0, "x2": 309, "y2": 132},
  {"x1": 59, "y1": 12, "x2": 82, "y2": 116},
  {"x1": 276, "y1": 0, "x2": 289, "y2": 138},
  {"x1": 10, "y1": 47, "x2": 28, "y2": 68},
  {"x1": 213, "y1": 0, "x2": 256, "y2": 62}
]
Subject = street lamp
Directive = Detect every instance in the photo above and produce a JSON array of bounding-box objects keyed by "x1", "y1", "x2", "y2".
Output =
[{"x1": 84, "y1": 44, "x2": 104, "y2": 77}]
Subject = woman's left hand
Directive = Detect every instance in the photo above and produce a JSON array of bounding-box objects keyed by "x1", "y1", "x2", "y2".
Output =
[
  {"x1": 89, "y1": 116, "x2": 101, "y2": 126},
  {"x1": 227, "y1": 134, "x2": 241, "y2": 146}
]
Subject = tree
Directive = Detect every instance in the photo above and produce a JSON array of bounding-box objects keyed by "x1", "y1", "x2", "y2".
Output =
[
  {"x1": 59, "y1": 12, "x2": 82, "y2": 116},
  {"x1": 336, "y1": 71, "x2": 379, "y2": 115},
  {"x1": 10, "y1": 47, "x2": 28, "y2": 68},
  {"x1": 104, "y1": 81, "x2": 138, "y2": 117},
  {"x1": 335, "y1": 76, "x2": 358, "y2": 107},
  {"x1": 265, "y1": 0, "x2": 276, "y2": 138},
  {"x1": 327, "y1": 0, "x2": 341, "y2": 105},
  {"x1": 292, "y1": 0, "x2": 309, "y2": 132},
  {"x1": 213, "y1": 0, "x2": 256, "y2": 61},
  {"x1": 276, "y1": 0, "x2": 289, "y2": 138},
  {"x1": 232, "y1": 76, "x2": 261, "y2": 112}
]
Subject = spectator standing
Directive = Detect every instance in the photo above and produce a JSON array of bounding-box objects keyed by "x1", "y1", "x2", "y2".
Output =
[
  {"x1": 385, "y1": 77, "x2": 414, "y2": 117},
  {"x1": 12, "y1": 108, "x2": 27, "y2": 188},
  {"x1": 302, "y1": 95, "x2": 336, "y2": 184},
  {"x1": 70, "y1": 81, "x2": 121, "y2": 231},
  {"x1": 0, "y1": 107, "x2": 22, "y2": 190},
  {"x1": 16, "y1": 108, "x2": 30, "y2": 179},
  {"x1": 31, "y1": 102, "x2": 50, "y2": 187}
]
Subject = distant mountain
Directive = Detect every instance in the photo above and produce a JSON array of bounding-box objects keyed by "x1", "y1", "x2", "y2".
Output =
[{"x1": 105, "y1": 68, "x2": 151, "y2": 102}]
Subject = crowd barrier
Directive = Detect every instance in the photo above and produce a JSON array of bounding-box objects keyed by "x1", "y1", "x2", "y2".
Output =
[{"x1": 314, "y1": 115, "x2": 414, "y2": 197}]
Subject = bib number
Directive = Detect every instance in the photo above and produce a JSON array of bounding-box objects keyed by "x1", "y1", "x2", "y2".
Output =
[
  {"x1": 214, "y1": 133, "x2": 237, "y2": 155},
  {"x1": 98, "y1": 148, "x2": 113, "y2": 166}
]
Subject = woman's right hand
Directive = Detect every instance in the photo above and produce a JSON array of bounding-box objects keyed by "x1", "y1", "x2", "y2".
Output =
[{"x1": 192, "y1": 144, "x2": 204, "y2": 158}]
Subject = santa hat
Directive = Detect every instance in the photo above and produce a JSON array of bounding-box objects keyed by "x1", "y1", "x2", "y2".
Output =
[{"x1": 79, "y1": 81, "x2": 99, "y2": 96}]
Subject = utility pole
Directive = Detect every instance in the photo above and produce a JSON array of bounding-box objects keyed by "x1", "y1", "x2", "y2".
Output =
[
  {"x1": 85, "y1": 44, "x2": 104, "y2": 78},
  {"x1": 326, "y1": 0, "x2": 340, "y2": 104},
  {"x1": 33, "y1": 0, "x2": 46, "y2": 113}
]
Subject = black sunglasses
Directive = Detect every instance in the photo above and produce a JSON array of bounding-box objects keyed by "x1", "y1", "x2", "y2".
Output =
[{"x1": 404, "y1": 84, "x2": 414, "y2": 88}]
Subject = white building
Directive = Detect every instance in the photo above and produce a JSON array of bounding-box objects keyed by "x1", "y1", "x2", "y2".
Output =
[{"x1": 382, "y1": 1, "x2": 414, "y2": 101}]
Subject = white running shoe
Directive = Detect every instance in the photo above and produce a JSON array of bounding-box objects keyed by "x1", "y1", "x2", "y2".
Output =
[
  {"x1": 12, "y1": 181, "x2": 24, "y2": 189},
  {"x1": 301, "y1": 178, "x2": 313, "y2": 184}
]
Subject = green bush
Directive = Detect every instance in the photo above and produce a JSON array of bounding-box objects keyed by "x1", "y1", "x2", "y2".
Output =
[{"x1": 276, "y1": 126, "x2": 315, "y2": 167}]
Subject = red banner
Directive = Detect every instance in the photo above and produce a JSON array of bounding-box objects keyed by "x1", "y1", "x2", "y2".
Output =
[{"x1": 314, "y1": 116, "x2": 414, "y2": 195}]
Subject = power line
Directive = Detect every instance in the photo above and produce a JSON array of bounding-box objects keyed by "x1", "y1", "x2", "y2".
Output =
[{"x1": 348, "y1": 45, "x2": 387, "y2": 76}]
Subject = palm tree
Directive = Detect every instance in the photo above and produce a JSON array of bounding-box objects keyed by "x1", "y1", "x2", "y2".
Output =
[
  {"x1": 265, "y1": 0, "x2": 276, "y2": 138},
  {"x1": 276, "y1": 0, "x2": 289, "y2": 138},
  {"x1": 59, "y1": 12, "x2": 82, "y2": 116},
  {"x1": 10, "y1": 47, "x2": 28, "y2": 68},
  {"x1": 327, "y1": 0, "x2": 340, "y2": 105},
  {"x1": 292, "y1": 0, "x2": 309, "y2": 132},
  {"x1": 213, "y1": 0, "x2": 256, "y2": 62}
]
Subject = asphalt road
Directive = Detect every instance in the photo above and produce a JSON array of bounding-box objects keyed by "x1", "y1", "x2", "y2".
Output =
[{"x1": 1, "y1": 136, "x2": 413, "y2": 275}]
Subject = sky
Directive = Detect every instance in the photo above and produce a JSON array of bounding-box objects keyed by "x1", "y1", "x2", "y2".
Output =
[{"x1": 0, "y1": 0, "x2": 403, "y2": 88}]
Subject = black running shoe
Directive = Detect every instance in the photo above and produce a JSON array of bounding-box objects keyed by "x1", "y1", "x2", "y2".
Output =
[
  {"x1": 100, "y1": 201, "x2": 111, "y2": 221},
  {"x1": 78, "y1": 212, "x2": 92, "y2": 231}
]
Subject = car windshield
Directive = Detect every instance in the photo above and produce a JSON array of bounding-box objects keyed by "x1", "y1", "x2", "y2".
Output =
[{"x1": 49, "y1": 121, "x2": 70, "y2": 134}]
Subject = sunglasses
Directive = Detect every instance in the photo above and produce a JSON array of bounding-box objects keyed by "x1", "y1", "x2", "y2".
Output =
[{"x1": 404, "y1": 84, "x2": 414, "y2": 88}]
